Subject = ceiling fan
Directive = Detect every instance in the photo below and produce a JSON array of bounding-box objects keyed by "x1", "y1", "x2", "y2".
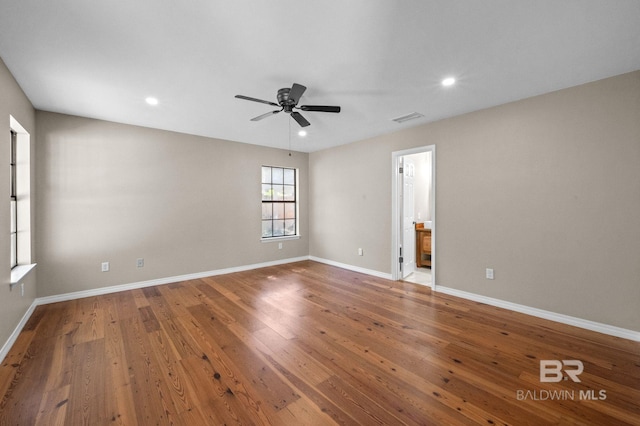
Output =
[{"x1": 235, "y1": 83, "x2": 341, "y2": 127}]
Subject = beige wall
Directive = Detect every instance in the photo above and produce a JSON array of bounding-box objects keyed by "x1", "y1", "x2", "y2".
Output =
[
  {"x1": 310, "y1": 71, "x2": 640, "y2": 331},
  {"x1": 0, "y1": 58, "x2": 37, "y2": 347},
  {"x1": 36, "y1": 112, "x2": 309, "y2": 296},
  {"x1": 310, "y1": 137, "x2": 392, "y2": 270}
]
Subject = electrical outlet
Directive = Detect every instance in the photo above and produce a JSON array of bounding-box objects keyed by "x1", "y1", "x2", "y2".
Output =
[
  {"x1": 486, "y1": 268, "x2": 494, "y2": 280},
  {"x1": 358, "y1": 248, "x2": 363, "y2": 256},
  {"x1": 20, "y1": 282, "x2": 24, "y2": 297},
  {"x1": 278, "y1": 243, "x2": 283, "y2": 250},
  {"x1": 137, "y1": 258, "x2": 144, "y2": 268},
  {"x1": 102, "y1": 262, "x2": 110, "y2": 272}
]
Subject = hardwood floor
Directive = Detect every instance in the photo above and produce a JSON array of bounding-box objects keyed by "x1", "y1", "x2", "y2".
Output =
[{"x1": 1, "y1": 260, "x2": 638, "y2": 425}]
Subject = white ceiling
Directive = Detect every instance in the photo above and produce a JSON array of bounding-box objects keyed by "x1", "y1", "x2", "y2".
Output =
[{"x1": 1, "y1": 1, "x2": 639, "y2": 152}]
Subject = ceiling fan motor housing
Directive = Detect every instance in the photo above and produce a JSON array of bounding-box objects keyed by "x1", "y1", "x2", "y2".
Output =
[{"x1": 277, "y1": 88, "x2": 295, "y2": 112}]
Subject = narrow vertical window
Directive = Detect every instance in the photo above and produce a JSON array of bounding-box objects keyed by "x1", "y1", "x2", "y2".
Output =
[
  {"x1": 10, "y1": 130, "x2": 17, "y2": 268},
  {"x1": 261, "y1": 166, "x2": 297, "y2": 238},
  {"x1": 8, "y1": 116, "x2": 34, "y2": 283}
]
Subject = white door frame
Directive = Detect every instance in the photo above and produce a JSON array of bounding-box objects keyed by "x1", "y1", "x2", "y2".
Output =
[{"x1": 391, "y1": 145, "x2": 436, "y2": 289}]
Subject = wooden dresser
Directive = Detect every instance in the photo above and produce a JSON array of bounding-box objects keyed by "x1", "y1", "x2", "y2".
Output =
[{"x1": 415, "y1": 224, "x2": 431, "y2": 268}]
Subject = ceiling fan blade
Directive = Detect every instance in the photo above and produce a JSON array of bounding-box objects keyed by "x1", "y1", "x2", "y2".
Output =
[
  {"x1": 288, "y1": 83, "x2": 307, "y2": 105},
  {"x1": 251, "y1": 110, "x2": 281, "y2": 121},
  {"x1": 235, "y1": 95, "x2": 279, "y2": 107},
  {"x1": 300, "y1": 105, "x2": 341, "y2": 113},
  {"x1": 290, "y1": 112, "x2": 310, "y2": 127}
]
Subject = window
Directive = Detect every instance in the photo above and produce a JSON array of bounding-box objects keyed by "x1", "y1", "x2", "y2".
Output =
[
  {"x1": 10, "y1": 130, "x2": 17, "y2": 268},
  {"x1": 261, "y1": 166, "x2": 297, "y2": 238},
  {"x1": 8, "y1": 115, "x2": 34, "y2": 283}
]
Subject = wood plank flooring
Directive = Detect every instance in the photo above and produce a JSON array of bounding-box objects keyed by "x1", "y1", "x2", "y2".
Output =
[{"x1": 1, "y1": 260, "x2": 639, "y2": 425}]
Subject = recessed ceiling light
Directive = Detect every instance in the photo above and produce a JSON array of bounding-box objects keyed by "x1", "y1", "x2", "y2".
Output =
[
  {"x1": 441, "y1": 77, "x2": 456, "y2": 87},
  {"x1": 298, "y1": 130, "x2": 307, "y2": 137},
  {"x1": 145, "y1": 97, "x2": 159, "y2": 105}
]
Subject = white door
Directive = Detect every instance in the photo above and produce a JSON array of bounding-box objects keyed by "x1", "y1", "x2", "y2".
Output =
[{"x1": 402, "y1": 157, "x2": 415, "y2": 278}]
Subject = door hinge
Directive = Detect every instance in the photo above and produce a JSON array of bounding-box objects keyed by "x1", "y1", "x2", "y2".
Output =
[
  {"x1": 399, "y1": 256, "x2": 403, "y2": 264},
  {"x1": 399, "y1": 167, "x2": 403, "y2": 174}
]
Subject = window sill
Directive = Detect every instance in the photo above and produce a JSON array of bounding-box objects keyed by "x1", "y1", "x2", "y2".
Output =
[
  {"x1": 10, "y1": 263, "x2": 37, "y2": 287},
  {"x1": 261, "y1": 236, "x2": 300, "y2": 243}
]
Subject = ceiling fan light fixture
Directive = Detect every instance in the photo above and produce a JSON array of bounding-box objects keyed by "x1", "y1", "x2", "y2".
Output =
[
  {"x1": 145, "y1": 97, "x2": 159, "y2": 105},
  {"x1": 392, "y1": 112, "x2": 424, "y2": 124}
]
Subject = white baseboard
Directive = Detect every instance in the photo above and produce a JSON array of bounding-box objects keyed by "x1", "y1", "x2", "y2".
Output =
[
  {"x1": 307, "y1": 260, "x2": 639, "y2": 341},
  {"x1": 2, "y1": 257, "x2": 313, "y2": 363},
  {"x1": 1, "y1": 256, "x2": 309, "y2": 363},
  {"x1": 35, "y1": 256, "x2": 311, "y2": 306},
  {"x1": 300, "y1": 258, "x2": 640, "y2": 342},
  {"x1": 308, "y1": 256, "x2": 393, "y2": 280},
  {"x1": 3, "y1": 257, "x2": 637, "y2": 364},
  {"x1": 0, "y1": 300, "x2": 37, "y2": 364},
  {"x1": 435, "y1": 286, "x2": 640, "y2": 342}
]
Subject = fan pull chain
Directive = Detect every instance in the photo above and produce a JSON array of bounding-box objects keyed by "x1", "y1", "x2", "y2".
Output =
[{"x1": 288, "y1": 116, "x2": 292, "y2": 156}]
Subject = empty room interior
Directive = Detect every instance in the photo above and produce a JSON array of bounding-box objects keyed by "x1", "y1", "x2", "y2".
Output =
[{"x1": 1, "y1": 2, "x2": 639, "y2": 425}]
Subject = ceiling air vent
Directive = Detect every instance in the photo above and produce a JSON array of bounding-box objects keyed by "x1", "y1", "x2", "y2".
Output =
[{"x1": 392, "y1": 112, "x2": 424, "y2": 124}]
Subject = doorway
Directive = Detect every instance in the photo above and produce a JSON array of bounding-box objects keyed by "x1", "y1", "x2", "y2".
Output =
[{"x1": 391, "y1": 145, "x2": 435, "y2": 288}]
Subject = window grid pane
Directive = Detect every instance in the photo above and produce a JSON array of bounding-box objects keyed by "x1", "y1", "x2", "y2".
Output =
[
  {"x1": 272, "y1": 168, "x2": 284, "y2": 184},
  {"x1": 10, "y1": 200, "x2": 17, "y2": 233},
  {"x1": 273, "y1": 220, "x2": 285, "y2": 237},
  {"x1": 284, "y1": 203, "x2": 295, "y2": 219},
  {"x1": 283, "y1": 185, "x2": 295, "y2": 201},
  {"x1": 262, "y1": 166, "x2": 297, "y2": 238},
  {"x1": 283, "y1": 168, "x2": 295, "y2": 185},
  {"x1": 261, "y1": 166, "x2": 272, "y2": 184},
  {"x1": 262, "y1": 221, "x2": 273, "y2": 238},
  {"x1": 10, "y1": 234, "x2": 17, "y2": 269},
  {"x1": 272, "y1": 185, "x2": 284, "y2": 201},
  {"x1": 261, "y1": 204, "x2": 272, "y2": 220},
  {"x1": 284, "y1": 219, "x2": 296, "y2": 236},
  {"x1": 262, "y1": 184, "x2": 273, "y2": 201}
]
